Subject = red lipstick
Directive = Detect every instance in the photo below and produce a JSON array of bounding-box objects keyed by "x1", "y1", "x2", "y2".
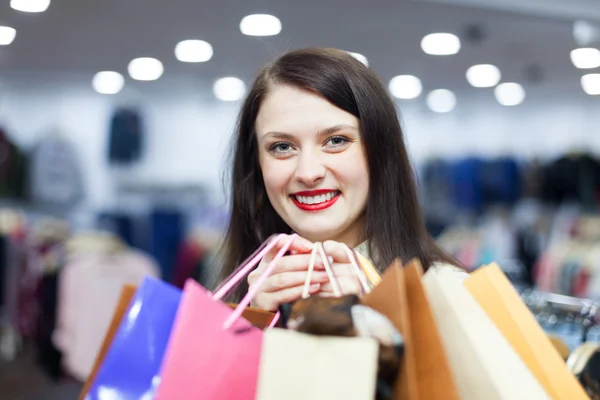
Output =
[{"x1": 290, "y1": 190, "x2": 340, "y2": 212}]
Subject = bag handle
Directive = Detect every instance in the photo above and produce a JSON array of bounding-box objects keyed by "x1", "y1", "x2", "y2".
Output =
[
  {"x1": 301, "y1": 242, "x2": 371, "y2": 298},
  {"x1": 301, "y1": 243, "x2": 340, "y2": 298},
  {"x1": 212, "y1": 234, "x2": 283, "y2": 301},
  {"x1": 223, "y1": 234, "x2": 297, "y2": 329},
  {"x1": 354, "y1": 250, "x2": 382, "y2": 286},
  {"x1": 342, "y1": 243, "x2": 372, "y2": 294}
]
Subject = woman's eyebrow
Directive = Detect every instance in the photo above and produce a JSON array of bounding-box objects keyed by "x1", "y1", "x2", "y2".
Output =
[{"x1": 261, "y1": 124, "x2": 358, "y2": 141}]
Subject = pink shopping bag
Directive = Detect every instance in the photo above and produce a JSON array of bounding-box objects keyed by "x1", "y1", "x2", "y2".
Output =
[{"x1": 155, "y1": 234, "x2": 295, "y2": 400}]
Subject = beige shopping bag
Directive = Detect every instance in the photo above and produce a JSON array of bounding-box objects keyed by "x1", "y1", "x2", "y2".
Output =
[
  {"x1": 465, "y1": 264, "x2": 589, "y2": 399},
  {"x1": 256, "y1": 328, "x2": 379, "y2": 400},
  {"x1": 422, "y1": 266, "x2": 551, "y2": 400}
]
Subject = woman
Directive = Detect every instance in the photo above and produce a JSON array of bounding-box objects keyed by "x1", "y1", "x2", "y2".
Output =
[{"x1": 218, "y1": 47, "x2": 463, "y2": 311}]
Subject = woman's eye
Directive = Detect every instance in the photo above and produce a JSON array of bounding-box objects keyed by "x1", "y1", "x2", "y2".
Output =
[
  {"x1": 269, "y1": 142, "x2": 293, "y2": 154},
  {"x1": 326, "y1": 136, "x2": 350, "y2": 148}
]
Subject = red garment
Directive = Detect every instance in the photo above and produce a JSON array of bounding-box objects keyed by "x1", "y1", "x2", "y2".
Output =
[{"x1": 172, "y1": 240, "x2": 204, "y2": 289}]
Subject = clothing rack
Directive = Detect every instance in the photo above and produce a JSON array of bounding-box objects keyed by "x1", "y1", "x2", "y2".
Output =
[{"x1": 521, "y1": 289, "x2": 600, "y2": 345}]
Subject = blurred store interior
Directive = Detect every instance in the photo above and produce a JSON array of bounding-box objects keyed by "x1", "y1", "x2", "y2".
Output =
[{"x1": 1, "y1": 0, "x2": 600, "y2": 398}]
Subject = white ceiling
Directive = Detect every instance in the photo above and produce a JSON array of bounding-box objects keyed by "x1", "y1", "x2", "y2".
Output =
[{"x1": 0, "y1": 0, "x2": 599, "y2": 99}]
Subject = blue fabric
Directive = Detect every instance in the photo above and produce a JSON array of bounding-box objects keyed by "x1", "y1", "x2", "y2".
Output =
[
  {"x1": 86, "y1": 277, "x2": 181, "y2": 400},
  {"x1": 150, "y1": 209, "x2": 185, "y2": 281},
  {"x1": 480, "y1": 157, "x2": 521, "y2": 206},
  {"x1": 451, "y1": 157, "x2": 484, "y2": 212}
]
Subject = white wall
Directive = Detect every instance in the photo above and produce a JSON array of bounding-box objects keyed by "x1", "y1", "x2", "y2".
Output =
[{"x1": 1, "y1": 73, "x2": 599, "y2": 212}]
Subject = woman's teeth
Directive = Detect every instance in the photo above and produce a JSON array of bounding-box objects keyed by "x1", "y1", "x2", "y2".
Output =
[{"x1": 295, "y1": 191, "x2": 338, "y2": 205}]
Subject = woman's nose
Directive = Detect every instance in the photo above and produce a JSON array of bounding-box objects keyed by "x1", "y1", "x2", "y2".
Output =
[{"x1": 294, "y1": 151, "x2": 326, "y2": 186}]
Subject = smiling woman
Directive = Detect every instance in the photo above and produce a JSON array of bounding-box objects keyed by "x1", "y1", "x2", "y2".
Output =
[{"x1": 218, "y1": 47, "x2": 461, "y2": 308}]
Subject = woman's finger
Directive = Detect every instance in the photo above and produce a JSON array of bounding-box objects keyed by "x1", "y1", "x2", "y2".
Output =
[
  {"x1": 252, "y1": 283, "x2": 321, "y2": 311},
  {"x1": 319, "y1": 275, "x2": 362, "y2": 297},
  {"x1": 272, "y1": 253, "x2": 325, "y2": 273},
  {"x1": 249, "y1": 234, "x2": 313, "y2": 278},
  {"x1": 322, "y1": 240, "x2": 352, "y2": 263},
  {"x1": 260, "y1": 270, "x2": 330, "y2": 292}
]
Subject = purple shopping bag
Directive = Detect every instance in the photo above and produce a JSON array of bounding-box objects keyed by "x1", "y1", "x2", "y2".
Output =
[
  {"x1": 155, "y1": 234, "x2": 295, "y2": 400},
  {"x1": 85, "y1": 276, "x2": 181, "y2": 400}
]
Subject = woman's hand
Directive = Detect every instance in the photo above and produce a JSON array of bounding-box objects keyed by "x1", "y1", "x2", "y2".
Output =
[
  {"x1": 247, "y1": 235, "x2": 330, "y2": 311},
  {"x1": 317, "y1": 240, "x2": 365, "y2": 298}
]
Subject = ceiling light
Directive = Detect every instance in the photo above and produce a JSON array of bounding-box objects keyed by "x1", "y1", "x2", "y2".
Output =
[
  {"x1": 213, "y1": 77, "x2": 246, "y2": 101},
  {"x1": 388, "y1": 75, "x2": 423, "y2": 99},
  {"x1": 581, "y1": 73, "x2": 600, "y2": 95},
  {"x1": 570, "y1": 48, "x2": 600, "y2": 69},
  {"x1": 10, "y1": 0, "x2": 50, "y2": 12},
  {"x1": 348, "y1": 52, "x2": 369, "y2": 67},
  {"x1": 573, "y1": 21, "x2": 600, "y2": 47},
  {"x1": 127, "y1": 57, "x2": 164, "y2": 81},
  {"x1": 240, "y1": 14, "x2": 282, "y2": 36},
  {"x1": 0, "y1": 26, "x2": 16, "y2": 46},
  {"x1": 421, "y1": 33, "x2": 461, "y2": 56},
  {"x1": 92, "y1": 71, "x2": 125, "y2": 95},
  {"x1": 466, "y1": 64, "x2": 501, "y2": 88},
  {"x1": 426, "y1": 89, "x2": 456, "y2": 113},
  {"x1": 494, "y1": 82, "x2": 525, "y2": 106},
  {"x1": 175, "y1": 40, "x2": 213, "y2": 63}
]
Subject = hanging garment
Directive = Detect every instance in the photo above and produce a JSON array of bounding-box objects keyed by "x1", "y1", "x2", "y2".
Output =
[
  {"x1": 150, "y1": 209, "x2": 185, "y2": 281},
  {"x1": 0, "y1": 128, "x2": 28, "y2": 199},
  {"x1": 480, "y1": 157, "x2": 522, "y2": 207},
  {"x1": 29, "y1": 135, "x2": 84, "y2": 207},
  {"x1": 451, "y1": 157, "x2": 484, "y2": 213},
  {"x1": 35, "y1": 269, "x2": 63, "y2": 381},
  {"x1": 541, "y1": 154, "x2": 600, "y2": 211},
  {"x1": 107, "y1": 108, "x2": 144, "y2": 165},
  {"x1": 53, "y1": 248, "x2": 159, "y2": 382}
]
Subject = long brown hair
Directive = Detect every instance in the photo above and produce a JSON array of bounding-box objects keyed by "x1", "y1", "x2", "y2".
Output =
[{"x1": 217, "y1": 47, "x2": 456, "y2": 297}]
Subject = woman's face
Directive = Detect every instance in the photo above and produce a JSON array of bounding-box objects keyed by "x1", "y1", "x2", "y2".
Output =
[{"x1": 255, "y1": 84, "x2": 370, "y2": 247}]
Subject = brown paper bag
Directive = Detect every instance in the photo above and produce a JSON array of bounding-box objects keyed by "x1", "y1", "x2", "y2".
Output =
[
  {"x1": 226, "y1": 303, "x2": 276, "y2": 328},
  {"x1": 465, "y1": 264, "x2": 589, "y2": 399},
  {"x1": 403, "y1": 260, "x2": 460, "y2": 400},
  {"x1": 79, "y1": 284, "x2": 137, "y2": 400},
  {"x1": 361, "y1": 259, "x2": 460, "y2": 400},
  {"x1": 361, "y1": 260, "x2": 417, "y2": 399},
  {"x1": 423, "y1": 266, "x2": 550, "y2": 399},
  {"x1": 256, "y1": 328, "x2": 379, "y2": 400}
]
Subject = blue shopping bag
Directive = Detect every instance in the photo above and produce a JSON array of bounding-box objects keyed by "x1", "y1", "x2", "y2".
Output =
[{"x1": 85, "y1": 276, "x2": 181, "y2": 400}]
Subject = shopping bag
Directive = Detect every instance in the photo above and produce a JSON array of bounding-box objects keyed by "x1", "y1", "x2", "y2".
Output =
[
  {"x1": 422, "y1": 266, "x2": 550, "y2": 400},
  {"x1": 256, "y1": 328, "x2": 379, "y2": 400},
  {"x1": 156, "y1": 234, "x2": 296, "y2": 400},
  {"x1": 361, "y1": 259, "x2": 459, "y2": 400},
  {"x1": 226, "y1": 303, "x2": 276, "y2": 328},
  {"x1": 361, "y1": 260, "x2": 415, "y2": 399},
  {"x1": 79, "y1": 284, "x2": 137, "y2": 400},
  {"x1": 402, "y1": 260, "x2": 459, "y2": 400},
  {"x1": 85, "y1": 277, "x2": 181, "y2": 400},
  {"x1": 465, "y1": 263, "x2": 589, "y2": 399}
]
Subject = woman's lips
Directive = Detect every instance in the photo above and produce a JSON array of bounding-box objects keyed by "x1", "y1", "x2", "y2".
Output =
[{"x1": 290, "y1": 190, "x2": 341, "y2": 212}]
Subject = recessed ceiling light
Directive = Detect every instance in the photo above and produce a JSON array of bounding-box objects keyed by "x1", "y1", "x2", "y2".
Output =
[
  {"x1": 348, "y1": 52, "x2": 369, "y2": 67},
  {"x1": 0, "y1": 26, "x2": 16, "y2": 46},
  {"x1": 570, "y1": 48, "x2": 600, "y2": 69},
  {"x1": 421, "y1": 33, "x2": 461, "y2": 56},
  {"x1": 240, "y1": 14, "x2": 282, "y2": 36},
  {"x1": 389, "y1": 75, "x2": 423, "y2": 99},
  {"x1": 581, "y1": 73, "x2": 600, "y2": 95},
  {"x1": 92, "y1": 71, "x2": 125, "y2": 95},
  {"x1": 466, "y1": 64, "x2": 501, "y2": 88},
  {"x1": 213, "y1": 77, "x2": 246, "y2": 101},
  {"x1": 494, "y1": 82, "x2": 526, "y2": 106},
  {"x1": 10, "y1": 0, "x2": 50, "y2": 12},
  {"x1": 175, "y1": 40, "x2": 213, "y2": 63},
  {"x1": 127, "y1": 57, "x2": 164, "y2": 81},
  {"x1": 426, "y1": 89, "x2": 456, "y2": 113}
]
